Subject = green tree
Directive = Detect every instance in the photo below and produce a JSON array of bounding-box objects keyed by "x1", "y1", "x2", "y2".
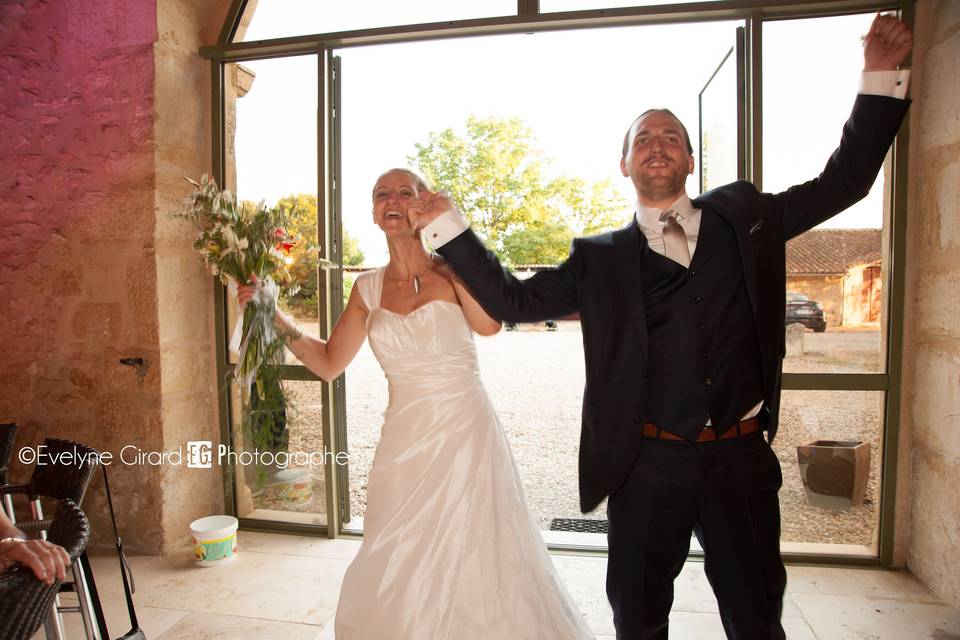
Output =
[
  {"x1": 410, "y1": 116, "x2": 626, "y2": 265},
  {"x1": 275, "y1": 194, "x2": 364, "y2": 316}
]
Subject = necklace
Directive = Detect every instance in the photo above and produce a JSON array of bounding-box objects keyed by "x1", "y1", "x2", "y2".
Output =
[{"x1": 385, "y1": 254, "x2": 435, "y2": 295}]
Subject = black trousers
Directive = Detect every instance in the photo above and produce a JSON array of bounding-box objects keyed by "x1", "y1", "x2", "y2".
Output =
[{"x1": 606, "y1": 430, "x2": 787, "y2": 640}]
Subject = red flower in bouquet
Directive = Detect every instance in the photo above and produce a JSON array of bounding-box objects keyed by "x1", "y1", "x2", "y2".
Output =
[{"x1": 274, "y1": 227, "x2": 298, "y2": 254}]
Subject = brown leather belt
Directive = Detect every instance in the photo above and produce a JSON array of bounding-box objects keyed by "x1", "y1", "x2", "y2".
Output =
[{"x1": 642, "y1": 416, "x2": 761, "y2": 443}]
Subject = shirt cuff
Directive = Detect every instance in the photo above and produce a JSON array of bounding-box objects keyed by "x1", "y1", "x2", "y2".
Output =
[
  {"x1": 860, "y1": 70, "x2": 910, "y2": 99},
  {"x1": 423, "y1": 209, "x2": 470, "y2": 248}
]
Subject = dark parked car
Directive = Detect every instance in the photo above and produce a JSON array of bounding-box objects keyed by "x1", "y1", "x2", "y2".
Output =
[{"x1": 786, "y1": 291, "x2": 827, "y2": 332}]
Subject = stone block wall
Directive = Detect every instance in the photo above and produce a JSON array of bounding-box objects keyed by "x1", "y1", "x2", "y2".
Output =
[
  {"x1": 0, "y1": 0, "x2": 229, "y2": 553},
  {"x1": 0, "y1": 0, "x2": 166, "y2": 549},
  {"x1": 898, "y1": 0, "x2": 960, "y2": 610}
]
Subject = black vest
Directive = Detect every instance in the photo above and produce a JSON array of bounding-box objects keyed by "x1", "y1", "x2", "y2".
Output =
[{"x1": 640, "y1": 209, "x2": 765, "y2": 440}]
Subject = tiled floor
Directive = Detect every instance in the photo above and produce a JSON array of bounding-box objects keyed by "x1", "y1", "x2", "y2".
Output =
[{"x1": 34, "y1": 531, "x2": 960, "y2": 639}]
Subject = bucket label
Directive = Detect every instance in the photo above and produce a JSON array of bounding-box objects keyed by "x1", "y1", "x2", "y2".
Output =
[{"x1": 193, "y1": 534, "x2": 237, "y2": 562}]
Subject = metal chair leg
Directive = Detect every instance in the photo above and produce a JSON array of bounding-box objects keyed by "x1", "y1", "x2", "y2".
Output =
[
  {"x1": 1, "y1": 493, "x2": 13, "y2": 520},
  {"x1": 31, "y1": 497, "x2": 44, "y2": 522},
  {"x1": 71, "y1": 560, "x2": 100, "y2": 639},
  {"x1": 43, "y1": 603, "x2": 66, "y2": 640},
  {"x1": 80, "y1": 551, "x2": 110, "y2": 639}
]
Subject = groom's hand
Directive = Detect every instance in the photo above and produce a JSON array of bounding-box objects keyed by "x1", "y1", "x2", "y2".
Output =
[
  {"x1": 864, "y1": 13, "x2": 912, "y2": 71},
  {"x1": 408, "y1": 189, "x2": 457, "y2": 230}
]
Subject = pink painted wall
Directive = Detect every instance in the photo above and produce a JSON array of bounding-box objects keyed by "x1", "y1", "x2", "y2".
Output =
[{"x1": 0, "y1": 0, "x2": 161, "y2": 506}]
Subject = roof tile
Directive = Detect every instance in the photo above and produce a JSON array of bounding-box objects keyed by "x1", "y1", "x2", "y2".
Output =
[{"x1": 786, "y1": 228, "x2": 881, "y2": 275}]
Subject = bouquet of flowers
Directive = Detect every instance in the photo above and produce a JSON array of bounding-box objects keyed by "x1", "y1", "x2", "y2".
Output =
[{"x1": 177, "y1": 175, "x2": 301, "y2": 455}]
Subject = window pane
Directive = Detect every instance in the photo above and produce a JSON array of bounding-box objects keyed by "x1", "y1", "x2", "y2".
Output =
[
  {"x1": 232, "y1": 379, "x2": 329, "y2": 527},
  {"x1": 542, "y1": 0, "x2": 722, "y2": 11},
  {"x1": 763, "y1": 14, "x2": 887, "y2": 374},
  {"x1": 237, "y1": 0, "x2": 517, "y2": 42},
  {"x1": 224, "y1": 57, "x2": 320, "y2": 365},
  {"x1": 699, "y1": 44, "x2": 739, "y2": 192},
  {"x1": 776, "y1": 390, "x2": 883, "y2": 555}
]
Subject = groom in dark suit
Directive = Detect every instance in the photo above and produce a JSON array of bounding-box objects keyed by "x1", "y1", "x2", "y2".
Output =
[{"x1": 413, "y1": 14, "x2": 912, "y2": 639}]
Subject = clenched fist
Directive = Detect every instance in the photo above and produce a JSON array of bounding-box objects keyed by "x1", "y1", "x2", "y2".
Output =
[{"x1": 864, "y1": 13, "x2": 912, "y2": 72}]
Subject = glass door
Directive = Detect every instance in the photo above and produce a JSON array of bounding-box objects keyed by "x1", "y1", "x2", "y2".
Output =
[{"x1": 219, "y1": 49, "x2": 350, "y2": 534}]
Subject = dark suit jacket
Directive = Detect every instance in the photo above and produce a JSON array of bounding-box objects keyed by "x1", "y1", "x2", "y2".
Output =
[{"x1": 439, "y1": 94, "x2": 910, "y2": 513}]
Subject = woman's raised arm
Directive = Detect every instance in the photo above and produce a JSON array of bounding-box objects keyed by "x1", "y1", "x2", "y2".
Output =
[{"x1": 239, "y1": 279, "x2": 369, "y2": 381}]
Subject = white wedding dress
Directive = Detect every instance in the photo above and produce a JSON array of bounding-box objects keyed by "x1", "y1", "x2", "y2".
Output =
[{"x1": 333, "y1": 267, "x2": 594, "y2": 640}]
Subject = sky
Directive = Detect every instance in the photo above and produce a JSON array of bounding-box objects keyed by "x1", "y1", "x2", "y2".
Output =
[{"x1": 233, "y1": 6, "x2": 881, "y2": 265}]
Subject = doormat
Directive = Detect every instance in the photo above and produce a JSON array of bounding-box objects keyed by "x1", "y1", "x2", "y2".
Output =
[{"x1": 549, "y1": 518, "x2": 608, "y2": 534}]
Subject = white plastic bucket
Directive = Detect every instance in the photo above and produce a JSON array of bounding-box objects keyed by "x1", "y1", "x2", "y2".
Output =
[{"x1": 190, "y1": 515, "x2": 238, "y2": 567}]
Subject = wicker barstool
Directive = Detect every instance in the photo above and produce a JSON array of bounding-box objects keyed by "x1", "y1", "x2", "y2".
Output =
[
  {"x1": 0, "y1": 499, "x2": 91, "y2": 640},
  {"x1": 1, "y1": 438, "x2": 103, "y2": 640}
]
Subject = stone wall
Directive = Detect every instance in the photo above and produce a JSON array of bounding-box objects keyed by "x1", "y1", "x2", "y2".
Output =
[
  {"x1": 0, "y1": 0, "x2": 229, "y2": 553},
  {"x1": 0, "y1": 0, "x2": 166, "y2": 550},
  {"x1": 897, "y1": 0, "x2": 960, "y2": 609}
]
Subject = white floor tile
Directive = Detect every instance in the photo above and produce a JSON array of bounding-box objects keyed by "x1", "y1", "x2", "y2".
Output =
[
  {"x1": 667, "y1": 610, "x2": 728, "y2": 639},
  {"x1": 156, "y1": 611, "x2": 321, "y2": 639},
  {"x1": 786, "y1": 565, "x2": 939, "y2": 601},
  {"x1": 148, "y1": 551, "x2": 350, "y2": 625},
  {"x1": 792, "y1": 592, "x2": 960, "y2": 640},
  {"x1": 782, "y1": 615, "x2": 819, "y2": 640}
]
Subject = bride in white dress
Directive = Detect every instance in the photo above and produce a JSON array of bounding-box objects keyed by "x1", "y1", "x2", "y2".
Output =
[{"x1": 239, "y1": 169, "x2": 594, "y2": 640}]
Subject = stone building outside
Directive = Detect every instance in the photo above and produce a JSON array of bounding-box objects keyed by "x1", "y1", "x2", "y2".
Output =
[{"x1": 786, "y1": 228, "x2": 883, "y2": 329}]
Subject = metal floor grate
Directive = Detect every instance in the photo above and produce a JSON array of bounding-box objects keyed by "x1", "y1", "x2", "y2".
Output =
[{"x1": 549, "y1": 518, "x2": 608, "y2": 534}]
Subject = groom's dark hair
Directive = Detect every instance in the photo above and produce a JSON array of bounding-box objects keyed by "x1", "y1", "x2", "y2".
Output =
[{"x1": 622, "y1": 108, "x2": 694, "y2": 158}]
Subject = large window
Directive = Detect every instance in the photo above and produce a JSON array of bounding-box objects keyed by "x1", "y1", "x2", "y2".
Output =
[{"x1": 208, "y1": 1, "x2": 909, "y2": 563}]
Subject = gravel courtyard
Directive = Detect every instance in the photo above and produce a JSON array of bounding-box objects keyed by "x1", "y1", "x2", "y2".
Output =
[{"x1": 279, "y1": 321, "x2": 885, "y2": 548}]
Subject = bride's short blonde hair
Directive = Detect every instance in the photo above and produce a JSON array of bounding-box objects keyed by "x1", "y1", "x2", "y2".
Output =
[{"x1": 372, "y1": 168, "x2": 433, "y2": 198}]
